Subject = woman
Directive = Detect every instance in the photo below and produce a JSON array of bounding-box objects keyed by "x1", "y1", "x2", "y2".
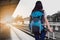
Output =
[{"x1": 29, "y1": 1, "x2": 53, "y2": 40}]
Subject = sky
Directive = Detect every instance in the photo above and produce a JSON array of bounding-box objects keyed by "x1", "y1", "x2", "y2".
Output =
[{"x1": 12, "y1": 0, "x2": 60, "y2": 18}]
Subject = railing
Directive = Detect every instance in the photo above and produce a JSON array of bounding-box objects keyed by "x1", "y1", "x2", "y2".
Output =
[{"x1": 45, "y1": 22, "x2": 60, "y2": 39}]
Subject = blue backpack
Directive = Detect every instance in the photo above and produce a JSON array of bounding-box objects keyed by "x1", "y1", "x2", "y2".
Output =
[{"x1": 30, "y1": 11, "x2": 44, "y2": 33}]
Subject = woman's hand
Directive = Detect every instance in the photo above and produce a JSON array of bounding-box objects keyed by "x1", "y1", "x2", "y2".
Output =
[
  {"x1": 49, "y1": 27, "x2": 53, "y2": 32},
  {"x1": 44, "y1": 17, "x2": 53, "y2": 32}
]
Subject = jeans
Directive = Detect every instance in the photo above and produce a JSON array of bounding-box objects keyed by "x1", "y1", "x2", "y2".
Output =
[{"x1": 34, "y1": 30, "x2": 46, "y2": 40}]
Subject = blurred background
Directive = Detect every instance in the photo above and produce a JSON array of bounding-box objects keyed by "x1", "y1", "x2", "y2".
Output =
[
  {"x1": 0, "y1": 0, "x2": 20, "y2": 40},
  {"x1": 0, "y1": 0, "x2": 60, "y2": 40}
]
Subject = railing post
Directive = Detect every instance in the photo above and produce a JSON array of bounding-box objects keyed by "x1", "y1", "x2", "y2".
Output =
[
  {"x1": 53, "y1": 32, "x2": 56, "y2": 39},
  {"x1": 52, "y1": 26, "x2": 56, "y2": 39},
  {"x1": 47, "y1": 31, "x2": 50, "y2": 39}
]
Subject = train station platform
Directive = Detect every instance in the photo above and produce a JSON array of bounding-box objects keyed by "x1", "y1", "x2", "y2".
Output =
[{"x1": 1, "y1": 23, "x2": 60, "y2": 40}]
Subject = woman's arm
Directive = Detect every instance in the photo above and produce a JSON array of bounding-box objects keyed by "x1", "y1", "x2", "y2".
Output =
[{"x1": 44, "y1": 16, "x2": 53, "y2": 32}]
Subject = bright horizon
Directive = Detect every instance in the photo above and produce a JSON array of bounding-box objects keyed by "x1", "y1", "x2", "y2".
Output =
[{"x1": 12, "y1": 0, "x2": 60, "y2": 18}]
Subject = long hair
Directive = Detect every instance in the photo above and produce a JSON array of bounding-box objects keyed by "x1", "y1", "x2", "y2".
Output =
[
  {"x1": 31, "y1": 1, "x2": 45, "y2": 23},
  {"x1": 32, "y1": 1, "x2": 44, "y2": 13}
]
